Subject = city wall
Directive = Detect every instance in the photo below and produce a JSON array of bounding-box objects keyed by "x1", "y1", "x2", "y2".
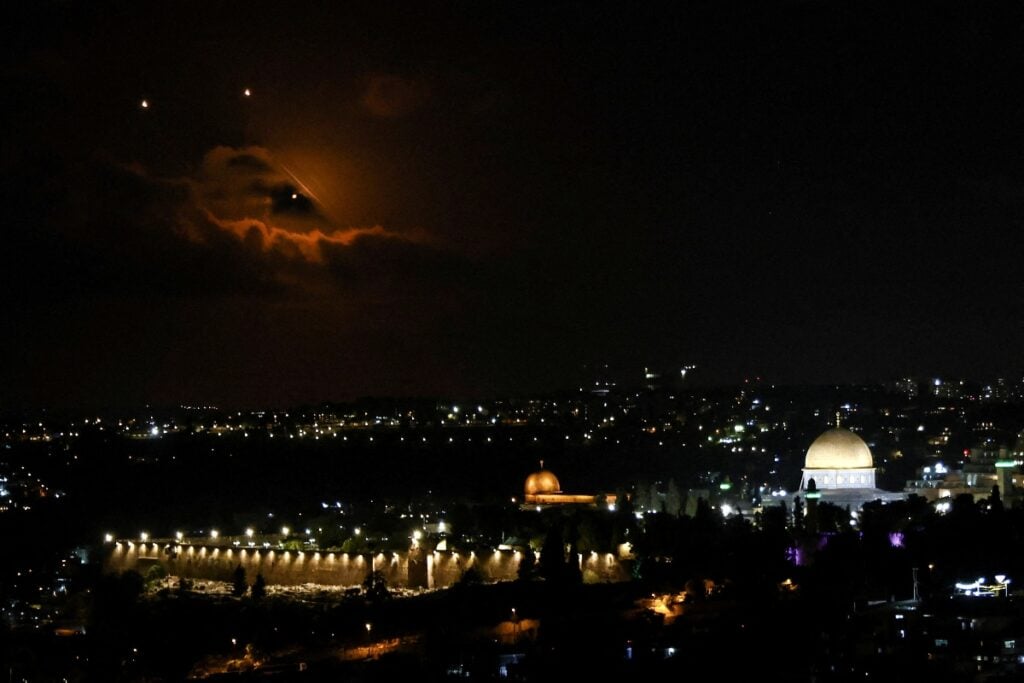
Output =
[{"x1": 105, "y1": 542, "x2": 629, "y2": 589}]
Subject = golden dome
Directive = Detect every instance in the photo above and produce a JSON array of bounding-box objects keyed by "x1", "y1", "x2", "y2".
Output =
[
  {"x1": 525, "y1": 469, "x2": 561, "y2": 495},
  {"x1": 805, "y1": 428, "x2": 873, "y2": 469}
]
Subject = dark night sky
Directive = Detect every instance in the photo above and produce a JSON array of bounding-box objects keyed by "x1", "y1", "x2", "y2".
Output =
[{"x1": 3, "y1": 1, "x2": 1023, "y2": 409}]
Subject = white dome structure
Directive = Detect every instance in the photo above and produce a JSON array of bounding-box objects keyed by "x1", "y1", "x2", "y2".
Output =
[
  {"x1": 805, "y1": 428, "x2": 874, "y2": 469},
  {"x1": 800, "y1": 427, "x2": 876, "y2": 491}
]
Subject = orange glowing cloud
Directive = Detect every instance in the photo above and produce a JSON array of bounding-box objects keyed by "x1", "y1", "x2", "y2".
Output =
[
  {"x1": 205, "y1": 212, "x2": 393, "y2": 263},
  {"x1": 179, "y1": 145, "x2": 417, "y2": 263}
]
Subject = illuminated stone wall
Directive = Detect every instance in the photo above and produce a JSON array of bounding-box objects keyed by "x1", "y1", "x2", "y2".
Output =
[
  {"x1": 579, "y1": 551, "x2": 632, "y2": 584},
  {"x1": 105, "y1": 542, "x2": 629, "y2": 588},
  {"x1": 106, "y1": 543, "x2": 406, "y2": 587}
]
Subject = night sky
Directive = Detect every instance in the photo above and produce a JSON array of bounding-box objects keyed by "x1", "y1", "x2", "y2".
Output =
[{"x1": 3, "y1": 1, "x2": 1024, "y2": 409}]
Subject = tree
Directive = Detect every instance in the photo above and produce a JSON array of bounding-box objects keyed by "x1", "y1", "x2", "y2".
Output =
[
  {"x1": 144, "y1": 563, "x2": 168, "y2": 587},
  {"x1": 633, "y1": 481, "x2": 650, "y2": 513},
  {"x1": 615, "y1": 488, "x2": 634, "y2": 517},
  {"x1": 362, "y1": 570, "x2": 390, "y2": 603},
  {"x1": 517, "y1": 549, "x2": 537, "y2": 582},
  {"x1": 251, "y1": 573, "x2": 266, "y2": 600},
  {"x1": 538, "y1": 527, "x2": 565, "y2": 582},
  {"x1": 564, "y1": 540, "x2": 582, "y2": 584},
  {"x1": 456, "y1": 566, "x2": 483, "y2": 587},
  {"x1": 575, "y1": 514, "x2": 601, "y2": 553},
  {"x1": 665, "y1": 479, "x2": 683, "y2": 517},
  {"x1": 649, "y1": 483, "x2": 662, "y2": 513},
  {"x1": 341, "y1": 535, "x2": 369, "y2": 554},
  {"x1": 817, "y1": 501, "x2": 848, "y2": 533},
  {"x1": 792, "y1": 496, "x2": 805, "y2": 533},
  {"x1": 231, "y1": 565, "x2": 248, "y2": 597},
  {"x1": 990, "y1": 484, "x2": 1004, "y2": 513}
]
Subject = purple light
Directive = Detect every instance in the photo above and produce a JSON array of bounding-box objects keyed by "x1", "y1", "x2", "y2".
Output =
[{"x1": 889, "y1": 532, "x2": 905, "y2": 548}]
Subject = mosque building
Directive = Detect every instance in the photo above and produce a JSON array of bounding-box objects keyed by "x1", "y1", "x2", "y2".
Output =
[
  {"x1": 796, "y1": 421, "x2": 905, "y2": 509},
  {"x1": 522, "y1": 462, "x2": 618, "y2": 509}
]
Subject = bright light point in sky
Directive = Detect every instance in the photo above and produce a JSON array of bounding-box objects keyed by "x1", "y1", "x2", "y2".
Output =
[
  {"x1": 140, "y1": 99, "x2": 149, "y2": 109},
  {"x1": 243, "y1": 88, "x2": 251, "y2": 97},
  {"x1": 291, "y1": 193, "x2": 298, "y2": 199}
]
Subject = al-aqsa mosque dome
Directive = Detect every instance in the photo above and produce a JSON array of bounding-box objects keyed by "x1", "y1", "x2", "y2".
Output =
[
  {"x1": 805, "y1": 428, "x2": 874, "y2": 470},
  {"x1": 525, "y1": 467, "x2": 561, "y2": 496},
  {"x1": 522, "y1": 462, "x2": 618, "y2": 508}
]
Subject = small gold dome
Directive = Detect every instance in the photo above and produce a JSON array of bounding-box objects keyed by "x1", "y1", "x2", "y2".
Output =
[
  {"x1": 525, "y1": 469, "x2": 561, "y2": 495},
  {"x1": 805, "y1": 428, "x2": 873, "y2": 469}
]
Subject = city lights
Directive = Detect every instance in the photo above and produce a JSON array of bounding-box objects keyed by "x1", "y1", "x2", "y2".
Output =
[{"x1": 5, "y1": 4, "x2": 1024, "y2": 678}]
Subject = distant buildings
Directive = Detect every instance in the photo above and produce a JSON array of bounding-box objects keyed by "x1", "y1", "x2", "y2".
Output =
[{"x1": 904, "y1": 430, "x2": 1024, "y2": 506}]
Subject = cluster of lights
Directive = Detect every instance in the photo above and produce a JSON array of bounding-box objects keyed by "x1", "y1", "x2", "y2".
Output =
[{"x1": 955, "y1": 575, "x2": 1011, "y2": 596}]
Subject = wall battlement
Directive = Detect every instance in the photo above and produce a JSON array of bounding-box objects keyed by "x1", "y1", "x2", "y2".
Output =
[{"x1": 104, "y1": 542, "x2": 628, "y2": 588}]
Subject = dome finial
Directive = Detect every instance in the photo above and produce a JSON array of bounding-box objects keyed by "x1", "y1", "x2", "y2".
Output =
[
  {"x1": 835, "y1": 410, "x2": 841, "y2": 428},
  {"x1": 539, "y1": 459, "x2": 544, "y2": 469}
]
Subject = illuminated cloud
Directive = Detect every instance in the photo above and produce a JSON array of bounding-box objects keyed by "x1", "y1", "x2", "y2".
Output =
[
  {"x1": 187, "y1": 145, "x2": 412, "y2": 263},
  {"x1": 205, "y1": 213, "x2": 389, "y2": 263}
]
